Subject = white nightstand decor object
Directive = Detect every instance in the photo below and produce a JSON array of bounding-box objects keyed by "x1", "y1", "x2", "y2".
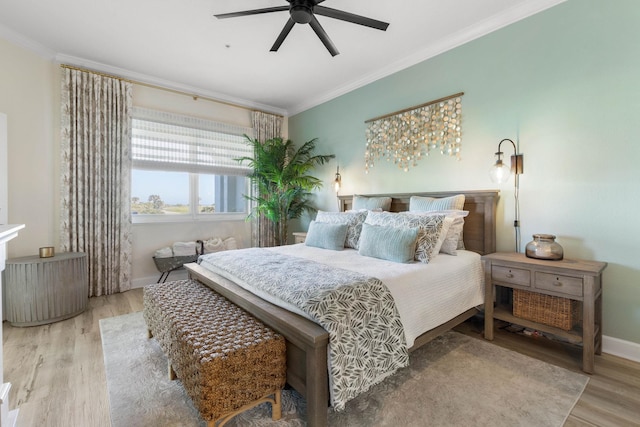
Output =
[{"x1": 293, "y1": 232, "x2": 307, "y2": 244}]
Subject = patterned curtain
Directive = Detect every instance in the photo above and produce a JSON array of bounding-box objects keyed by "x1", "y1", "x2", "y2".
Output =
[
  {"x1": 60, "y1": 67, "x2": 133, "y2": 297},
  {"x1": 251, "y1": 111, "x2": 283, "y2": 247}
]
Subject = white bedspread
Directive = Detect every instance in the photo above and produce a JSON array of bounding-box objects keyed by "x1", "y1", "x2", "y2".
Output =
[{"x1": 265, "y1": 244, "x2": 484, "y2": 348}]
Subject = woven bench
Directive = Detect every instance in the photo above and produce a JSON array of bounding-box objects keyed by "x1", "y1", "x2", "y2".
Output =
[{"x1": 143, "y1": 279, "x2": 286, "y2": 427}]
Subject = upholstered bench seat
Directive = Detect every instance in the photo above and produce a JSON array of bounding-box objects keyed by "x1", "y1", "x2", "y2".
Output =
[{"x1": 143, "y1": 279, "x2": 286, "y2": 426}]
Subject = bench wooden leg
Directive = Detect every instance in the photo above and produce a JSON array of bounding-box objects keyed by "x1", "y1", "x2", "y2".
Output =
[
  {"x1": 272, "y1": 389, "x2": 281, "y2": 420},
  {"x1": 168, "y1": 363, "x2": 176, "y2": 380},
  {"x1": 212, "y1": 390, "x2": 282, "y2": 427}
]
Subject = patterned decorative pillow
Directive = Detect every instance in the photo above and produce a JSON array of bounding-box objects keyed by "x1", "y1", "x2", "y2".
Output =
[
  {"x1": 408, "y1": 207, "x2": 469, "y2": 254},
  {"x1": 315, "y1": 210, "x2": 368, "y2": 249},
  {"x1": 352, "y1": 195, "x2": 392, "y2": 211},
  {"x1": 365, "y1": 211, "x2": 446, "y2": 263},
  {"x1": 409, "y1": 194, "x2": 465, "y2": 211},
  {"x1": 358, "y1": 223, "x2": 418, "y2": 263},
  {"x1": 304, "y1": 221, "x2": 348, "y2": 251}
]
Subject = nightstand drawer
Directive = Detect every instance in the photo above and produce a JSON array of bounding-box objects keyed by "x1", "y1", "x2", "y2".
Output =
[
  {"x1": 492, "y1": 266, "x2": 530, "y2": 287},
  {"x1": 535, "y1": 272, "x2": 583, "y2": 297}
]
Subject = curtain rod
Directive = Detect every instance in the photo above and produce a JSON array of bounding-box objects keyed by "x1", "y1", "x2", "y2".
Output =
[
  {"x1": 364, "y1": 91, "x2": 464, "y2": 123},
  {"x1": 59, "y1": 64, "x2": 284, "y2": 118}
]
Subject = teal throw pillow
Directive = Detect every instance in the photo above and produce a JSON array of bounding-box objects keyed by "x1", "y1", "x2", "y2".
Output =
[
  {"x1": 358, "y1": 223, "x2": 418, "y2": 263},
  {"x1": 304, "y1": 221, "x2": 348, "y2": 251}
]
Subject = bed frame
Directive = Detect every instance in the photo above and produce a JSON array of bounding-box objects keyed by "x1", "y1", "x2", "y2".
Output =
[{"x1": 186, "y1": 189, "x2": 498, "y2": 427}]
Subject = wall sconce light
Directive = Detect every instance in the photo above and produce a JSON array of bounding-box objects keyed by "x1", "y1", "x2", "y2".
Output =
[
  {"x1": 489, "y1": 138, "x2": 524, "y2": 252},
  {"x1": 334, "y1": 165, "x2": 342, "y2": 193},
  {"x1": 489, "y1": 138, "x2": 524, "y2": 183}
]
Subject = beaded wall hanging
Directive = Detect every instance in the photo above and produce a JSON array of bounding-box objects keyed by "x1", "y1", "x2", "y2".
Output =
[{"x1": 364, "y1": 92, "x2": 463, "y2": 172}]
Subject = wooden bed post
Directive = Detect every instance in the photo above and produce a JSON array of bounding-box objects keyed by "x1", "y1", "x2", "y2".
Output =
[{"x1": 305, "y1": 342, "x2": 329, "y2": 427}]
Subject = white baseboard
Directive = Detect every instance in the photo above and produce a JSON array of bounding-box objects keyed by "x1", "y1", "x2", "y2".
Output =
[
  {"x1": 131, "y1": 270, "x2": 189, "y2": 289},
  {"x1": 603, "y1": 335, "x2": 640, "y2": 363},
  {"x1": 131, "y1": 275, "x2": 157, "y2": 289}
]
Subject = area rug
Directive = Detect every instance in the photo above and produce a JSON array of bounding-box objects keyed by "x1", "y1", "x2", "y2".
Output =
[{"x1": 100, "y1": 311, "x2": 588, "y2": 427}]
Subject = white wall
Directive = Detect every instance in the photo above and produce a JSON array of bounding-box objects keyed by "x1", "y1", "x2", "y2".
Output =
[
  {"x1": 1, "y1": 113, "x2": 7, "y2": 225},
  {"x1": 0, "y1": 37, "x2": 289, "y2": 287},
  {"x1": 0, "y1": 38, "x2": 56, "y2": 258}
]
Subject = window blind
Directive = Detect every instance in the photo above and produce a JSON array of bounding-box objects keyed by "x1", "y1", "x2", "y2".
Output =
[{"x1": 131, "y1": 107, "x2": 254, "y2": 176}]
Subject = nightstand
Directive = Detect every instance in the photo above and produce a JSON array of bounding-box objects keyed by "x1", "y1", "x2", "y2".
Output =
[
  {"x1": 293, "y1": 232, "x2": 307, "y2": 244},
  {"x1": 482, "y1": 252, "x2": 607, "y2": 373},
  {"x1": 5, "y1": 252, "x2": 88, "y2": 326}
]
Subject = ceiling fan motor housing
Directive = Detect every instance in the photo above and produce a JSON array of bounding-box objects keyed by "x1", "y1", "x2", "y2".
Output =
[
  {"x1": 215, "y1": 0, "x2": 389, "y2": 56},
  {"x1": 290, "y1": 0, "x2": 314, "y2": 24}
]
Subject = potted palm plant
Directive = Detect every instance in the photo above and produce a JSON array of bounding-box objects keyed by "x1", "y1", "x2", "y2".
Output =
[{"x1": 238, "y1": 136, "x2": 335, "y2": 246}]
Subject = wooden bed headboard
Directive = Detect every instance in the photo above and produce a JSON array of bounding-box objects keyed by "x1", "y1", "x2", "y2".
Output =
[{"x1": 338, "y1": 190, "x2": 499, "y2": 255}]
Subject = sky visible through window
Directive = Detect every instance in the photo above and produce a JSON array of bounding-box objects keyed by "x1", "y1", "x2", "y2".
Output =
[{"x1": 132, "y1": 170, "x2": 193, "y2": 205}]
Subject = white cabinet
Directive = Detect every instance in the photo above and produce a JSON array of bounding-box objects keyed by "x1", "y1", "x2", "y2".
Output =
[{"x1": 1, "y1": 225, "x2": 25, "y2": 427}]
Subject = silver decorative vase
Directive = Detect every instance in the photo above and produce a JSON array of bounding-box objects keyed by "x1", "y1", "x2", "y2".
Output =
[{"x1": 525, "y1": 234, "x2": 563, "y2": 260}]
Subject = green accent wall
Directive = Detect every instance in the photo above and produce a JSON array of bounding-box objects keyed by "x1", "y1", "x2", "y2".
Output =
[{"x1": 289, "y1": 0, "x2": 640, "y2": 344}]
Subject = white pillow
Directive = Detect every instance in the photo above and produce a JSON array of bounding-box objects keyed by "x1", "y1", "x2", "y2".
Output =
[
  {"x1": 223, "y1": 237, "x2": 238, "y2": 250},
  {"x1": 409, "y1": 194, "x2": 465, "y2": 211},
  {"x1": 200, "y1": 236, "x2": 239, "y2": 253},
  {"x1": 352, "y1": 195, "x2": 392, "y2": 211},
  {"x1": 202, "y1": 237, "x2": 224, "y2": 253}
]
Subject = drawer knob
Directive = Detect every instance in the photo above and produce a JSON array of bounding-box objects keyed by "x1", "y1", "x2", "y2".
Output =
[
  {"x1": 553, "y1": 281, "x2": 563, "y2": 287},
  {"x1": 506, "y1": 273, "x2": 514, "y2": 278}
]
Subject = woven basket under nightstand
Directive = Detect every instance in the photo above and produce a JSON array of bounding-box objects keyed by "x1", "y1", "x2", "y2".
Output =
[{"x1": 513, "y1": 289, "x2": 581, "y2": 331}]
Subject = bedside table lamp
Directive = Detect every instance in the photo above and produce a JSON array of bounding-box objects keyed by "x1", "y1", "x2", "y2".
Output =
[{"x1": 489, "y1": 138, "x2": 524, "y2": 252}]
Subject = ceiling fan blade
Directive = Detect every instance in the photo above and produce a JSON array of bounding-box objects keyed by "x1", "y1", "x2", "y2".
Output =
[
  {"x1": 270, "y1": 18, "x2": 296, "y2": 52},
  {"x1": 215, "y1": 6, "x2": 288, "y2": 19},
  {"x1": 314, "y1": 6, "x2": 389, "y2": 31},
  {"x1": 309, "y1": 15, "x2": 339, "y2": 57}
]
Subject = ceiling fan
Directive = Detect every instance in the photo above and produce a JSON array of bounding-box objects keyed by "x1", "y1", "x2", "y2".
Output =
[{"x1": 214, "y1": 0, "x2": 389, "y2": 57}]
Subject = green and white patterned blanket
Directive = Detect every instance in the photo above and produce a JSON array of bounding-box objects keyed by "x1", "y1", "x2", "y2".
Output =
[{"x1": 198, "y1": 248, "x2": 408, "y2": 411}]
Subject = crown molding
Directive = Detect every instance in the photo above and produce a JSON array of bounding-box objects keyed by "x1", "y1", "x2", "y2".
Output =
[
  {"x1": 288, "y1": 0, "x2": 567, "y2": 116},
  {"x1": 1, "y1": 23, "x2": 286, "y2": 117},
  {"x1": 55, "y1": 54, "x2": 287, "y2": 116},
  {"x1": 3, "y1": 0, "x2": 566, "y2": 118},
  {"x1": 0, "y1": 23, "x2": 56, "y2": 59}
]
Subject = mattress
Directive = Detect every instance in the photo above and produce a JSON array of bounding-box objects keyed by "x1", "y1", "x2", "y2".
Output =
[{"x1": 199, "y1": 244, "x2": 484, "y2": 348}]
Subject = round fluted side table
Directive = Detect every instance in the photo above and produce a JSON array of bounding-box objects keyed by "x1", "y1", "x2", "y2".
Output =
[{"x1": 5, "y1": 252, "x2": 88, "y2": 326}]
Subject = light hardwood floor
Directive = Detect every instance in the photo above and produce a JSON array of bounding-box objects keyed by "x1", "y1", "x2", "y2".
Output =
[
  {"x1": 3, "y1": 288, "x2": 144, "y2": 427},
  {"x1": 3, "y1": 288, "x2": 639, "y2": 426}
]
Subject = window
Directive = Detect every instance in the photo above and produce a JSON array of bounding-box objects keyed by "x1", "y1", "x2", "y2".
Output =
[{"x1": 131, "y1": 107, "x2": 253, "y2": 222}]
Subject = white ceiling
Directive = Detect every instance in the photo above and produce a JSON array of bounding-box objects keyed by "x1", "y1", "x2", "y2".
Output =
[{"x1": 0, "y1": 0, "x2": 565, "y2": 116}]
